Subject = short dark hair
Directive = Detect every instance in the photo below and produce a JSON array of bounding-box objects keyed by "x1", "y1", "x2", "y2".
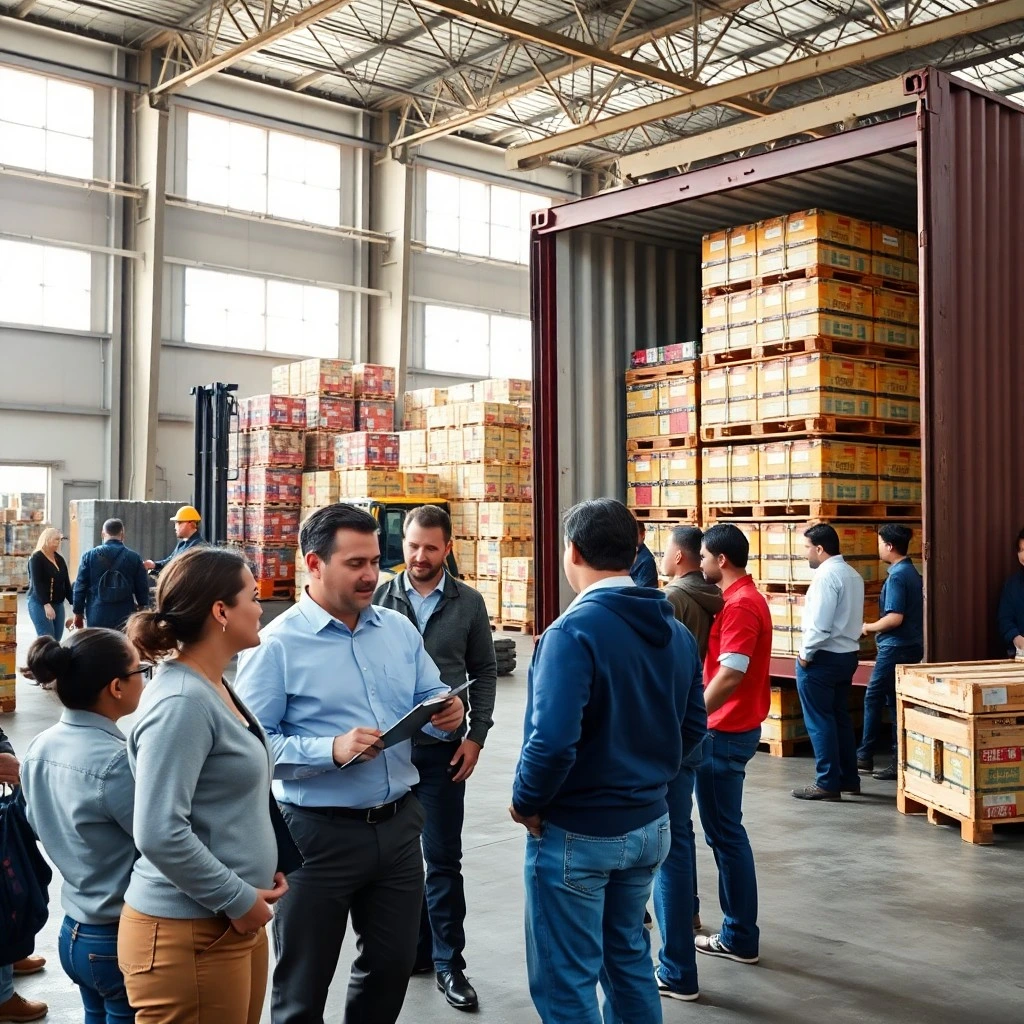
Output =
[
  {"x1": 702, "y1": 523, "x2": 749, "y2": 569},
  {"x1": 879, "y1": 523, "x2": 913, "y2": 556},
  {"x1": 804, "y1": 523, "x2": 841, "y2": 556},
  {"x1": 404, "y1": 504, "x2": 452, "y2": 544},
  {"x1": 563, "y1": 498, "x2": 638, "y2": 572},
  {"x1": 102, "y1": 518, "x2": 124, "y2": 537},
  {"x1": 300, "y1": 503, "x2": 379, "y2": 561},
  {"x1": 670, "y1": 525, "x2": 703, "y2": 561}
]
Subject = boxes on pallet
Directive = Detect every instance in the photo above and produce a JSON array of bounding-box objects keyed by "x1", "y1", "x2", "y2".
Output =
[
  {"x1": 877, "y1": 445, "x2": 922, "y2": 502},
  {"x1": 759, "y1": 279, "x2": 874, "y2": 321},
  {"x1": 756, "y1": 354, "x2": 876, "y2": 420},
  {"x1": 702, "y1": 446, "x2": 760, "y2": 505},
  {"x1": 299, "y1": 359, "x2": 354, "y2": 397},
  {"x1": 352, "y1": 363, "x2": 396, "y2": 400},
  {"x1": 227, "y1": 505, "x2": 244, "y2": 543},
  {"x1": 401, "y1": 473, "x2": 442, "y2": 497},
  {"x1": 896, "y1": 661, "x2": 1024, "y2": 715},
  {"x1": 453, "y1": 540, "x2": 477, "y2": 575},
  {"x1": 305, "y1": 396, "x2": 355, "y2": 432},
  {"x1": 404, "y1": 388, "x2": 448, "y2": 410},
  {"x1": 462, "y1": 425, "x2": 505, "y2": 463},
  {"x1": 482, "y1": 378, "x2": 531, "y2": 404},
  {"x1": 476, "y1": 540, "x2": 532, "y2": 579},
  {"x1": 356, "y1": 400, "x2": 395, "y2": 433},
  {"x1": 629, "y1": 342, "x2": 697, "y2": 369},
  {"x1": 403, "y1": 408, "x2": 427, "y2": 430},
  {"x1": 0, "y1": 556, "x2": 29, "y2": 590},
  {"x1": 784, "y1": 210, "x2": 872, "y2": 252},
  {"x1": 759, "y1": 311, "x2": 873, "y2": 346},
  {"x1": 4, "y1": 522, "x2": 52, "y2": 556},
  {"x1": 759, "y1": 440, "x2": 878, "y2": 503},
  {"x1": 337, "y1": 470, "x2": 404, "y2": 498},
  {"x1": 335, "y1": 432, "x2": 400, "y2": 469},
  {"x1": 458, "y1": 402, "x2": 519, "y2": 427},
  {"x1": 244, "y1": 506, "x2": 300, "y2": 546},
  {"x1": 248, "y1": 429, "x2": 305, "y2": 468},
  {"x1": 472, "y1": 579, "x2": 500, "y2": 620},
  {"x1": 247, "y1": 395, "x2": 306, "y2": 430},
  {"x1": 501, "y1": 578, "x2": 535, "y2": 625},
  {"x1": 227, "y1": 470, "x2": 247, "y2": 505},
  {"x1": 245, "y1": 545, "x2": 296, "y2": 582},
  {"x1": 874, "y1": 288, "x2": 919, "y2": 326},
  {"x1": 399, "y1": 430, "x2": 428, "y2": 468},
  {"x1": 503, "y1": 557, "x2": 534, "y2": 582},
  {"x1": 700, "y1": 364, "x2": 758, "y2": 427},
  {"x1": 760, "y1": 522, "x2": 878, "y2": 583},
  {"x1": 245, "y1": 468, "x2": 302, "y2": 506},
  {"x1": 450, "y1": 502, "x2": 479, "y2": 538},
  {"x1": 478, "y1": 503, "x2": 530, "y2": 538},
  {"x1": 457, "y1": 465, "x2": 518, "y2": 501}
]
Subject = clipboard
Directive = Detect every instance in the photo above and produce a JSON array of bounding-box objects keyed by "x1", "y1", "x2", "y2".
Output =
[{"x1": 338, "y1": 679, "x2": 474, "y2": 769}]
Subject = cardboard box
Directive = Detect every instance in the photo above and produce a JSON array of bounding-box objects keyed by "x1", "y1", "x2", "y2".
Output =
[
  {"x1": 304, "y1": 431, "x2": 340, "y2": 470},
  {"x1": 473, "y1": 579, "x2": 500, "y2": 619},
  {"x1": 305, "y1": 396, "x2": 355, "y2": 432},
  {"x1": 759, "y1": 440, "x2": 878, "y2": 503},
  {"x1": 356, "y1": 400, "x2": 395, "y2": 433},
  {"x1": 479, "y1": 502, "x2": 531, "y2": 538},
  {"x1": 458, "y1": 402, "x2": 519, "y2": 427},
  {"x1": 426, "y1": 405, "x2": 457, "y2": 430},
  {"x1": 299, "y1": 359, "x2": 354, "y2": 397},
  {"x1": 450, "y1": 502, "x2": 479, "y2": 538},
  {"x1": 699, "y1": 364, "x2": 758, "y2": 427},
  {"x1": 305, "y1": 470, "x2": 340, "y2": 506},
  {"x1": 657, "y1": 378, "x2": 698, "y2": 435},
  {"x1": 702, "y1": 230, "x2": 728, "y2": 266},
  {"x1": 404, "y1": 388, "x2": 448, "y2": 410},
  {"x1": 701, "y1": 261, "x2": 730, "y2": 290},
  {"x1": 901, "y1": 259, "x2": 919, "y2": 286},
  {"x1": 703, "y1": 295, "x2": 729, "y2": 331},
  {"x1": 248, "y1": 429, "x2": 305, "y2": 468},
  {"x1": 872, "y1": 254, "x2": 905, "y2": 281},
  {"x1": 461, "y1": 425, "x2": 505, "y2": 463},
  {"x1": 271, "y1": 364, "x2": 292, "y2": 395},
  {"x1": 446, "y1": 383, "x2": 479, "y2": 405},
  {"x1": 246, "y1": 468, "x2": 302, "y2": 506},
  {"x1": 428, "y1": 429, "x2": 453, "y2": 467},
  {"x1": 872, "y1": 223, "x2": 902, "y2": 258},
  {"x1": 785, "y1": 241, "x2": 872, "y2": 276},
  {"x1": 756, "y1": 216, "x2": 786, "y2": 253},
  {"x1": 503, "y1": 557, "x2": 534, "y2": 582},
  {"x1": 877, "y1": 444, "x2": 922, "y2": 482},
  {"x1": 626, "y1": 383, "x2": 660, "y2": 417},
  {"x1": 402, "y1": 408, "x2": 427, "y2": 431},
  {"x1": 244, "y1": 506, "x2": 300, "y2": 546},
  {"x1": 876, "y1": 398, "x2": 921, "y2": 424},
  {"x1": 786, "y1": 210, "x2": 872, "y2": 252},
  {"x1": 875, "y1": 362, "x2": 920, "y2": 399},
  {"x1": 352, "y1": 363, "x2": 396, "y2": 399},
  {"x1": 482, "y1": 378, "x2": 531, "y2": 404},
  {"x1": 758, "y1": 312, "x2": 872, "y2": 345},
  {"x1": 457, "y1": 464, "x2": 517, "y2": 501},
  {"x1": 873, "y1": 322, "x2": 919, "y2": 349},
  {"x1": 227, "y1": 469, "x2": 247, "y2": 505},
  {"x1": 476, "y1": 540, "x2": 532, "y2": 579},
  {"x1": 453, "y1": 539, "x2": 477, "y2": 574},
  {"x1": 248, "y1": 394, "x2": 307, "y2": 430},
  {"x1": 727, "y1": 253, "x2": 756, "y2": 285},
  {"x1": 335, "y1": 432, "x2": 400, "y2": 470},
  {"x1": 701, "y1": 327, "x2": 730, "y2": 356},
  {"x1": 701, "y1": 445, "x2": 760, "y2": 505},
  {"x1": 336, "y1": 470, "x2": 404, "y2": 498},
  {"x1": 399, "y1": 430, "x2": 428, "y2": 469},
  {"x1": 245, "y1": 545, "x2": 296, "y2": 582},
  {"x1": 756, "y1": 354, "x2": 875, "y2": 420},
  {"x1": 227, "y1": 505, "x2": 245, "y2": 543},
  {"x1": 518, "y1": 426, "x2": 532, "y2": 466},
  {"x1": 780, "y1": 278, "x2": 874, "y2": 319},
  {"x1": 501, "y1": 579, "x2": 534, "y2": 624},
  {"x1": 401, "y1": 472, "x2": 441, "y2": 497},
  {"x1": 874, "y1": 288, "x2": 920, "y2": 326}
]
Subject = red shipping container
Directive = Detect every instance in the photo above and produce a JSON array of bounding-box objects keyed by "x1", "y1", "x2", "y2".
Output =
[
  {"x1": 244, "y1": 545, "x2": 296, "y2": 582},
  {"x1": 246, "y1": 468, "x2": 302, "y2": 505},
  {"x1": 352, "y1": 363, "x2": 396, "y2": 400},
  {"x1": 304, "y1": 432, "x2": 339, "y2": 470},
  {"x1": 305, "y1": 396, "x2": 355, "y2": 432},
  {"x1": 248, "y1": 394, "x2": 306, "y2": 430},
  {"x1": 227, "y1": 468, "x2": 247, "y2": 505},
  {"x1": 335, "y1": 432, "x2": 400, "y2": 469},
  {"x1": 356, "y1": 401, "x2": 395, "y2": 433},
  {"x1": 247, "y1": 429, "x2": 305, "y2": 468},
  {"x1": 227, "y1": 505, "x2": 245, "y2": 543},
  {"x1": 244, "y1": 506, "x2": 300, "y2": 546}
]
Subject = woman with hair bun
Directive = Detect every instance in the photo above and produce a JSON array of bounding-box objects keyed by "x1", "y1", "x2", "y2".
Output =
[
  {"x1": 118, "y1": 546, "x2": 286, "y2": 1024},
  {"x1": 21, "y1": 627, "x2": 148, "y2": 1022}
]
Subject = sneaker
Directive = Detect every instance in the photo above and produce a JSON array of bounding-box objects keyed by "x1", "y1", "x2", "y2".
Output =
[
  {"x1": 692, "y1": 913, "x2": 702, "y2": 933},
  {"x1": 792, "y1": 784, "x2": 841, "y2": 801},
  {"x1": 656, "y1": 974, "x2": 700, "y2": 1002},
  {"x1": 857, "y1": 758, "x2": 874, "y2": 773},
  {"x1": 0, "y1": 993, "x2": 48, "y2": 1022},
  {"x1": 872, "y1": 764, "x2": 898, "y2": 781},
  {"x1": 695, "y1": 933, "x2": 759, "y2": 965}
]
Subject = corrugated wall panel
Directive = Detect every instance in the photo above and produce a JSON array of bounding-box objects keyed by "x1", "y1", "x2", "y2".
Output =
[
  {"x1": 919, "y1": 72, "x2": 1024, "y2": 659},
  {"x1": 553, "y1": 231, "x2": 698, "y2": 607}
]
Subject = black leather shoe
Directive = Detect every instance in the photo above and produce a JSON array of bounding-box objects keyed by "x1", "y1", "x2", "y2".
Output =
[
  {"x1": 437, "y1": 969, "x2": 479, "y2": 1011},
  {"x1": 873, "y1": 764, "x2": 898, "y2": 781}
]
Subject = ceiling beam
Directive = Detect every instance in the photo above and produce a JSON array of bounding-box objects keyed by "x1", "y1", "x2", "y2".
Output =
[
  {"x1": 504, "y1": 0, "x2": 1024, "y2": 167},
  {"x1": 150, "y1": 0, "x2": 359, "y2": 96},
  {"x1": 618, "y1": 76, "x2": 913, "y2": 178},
  {"x1": 390, "y1": 0, "x2": 760, "y2": 149}
]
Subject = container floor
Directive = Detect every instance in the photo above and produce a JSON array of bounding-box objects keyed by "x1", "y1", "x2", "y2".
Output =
[{"x1": 6, "y1": 597, "x2": 1021, "y2": 1023}]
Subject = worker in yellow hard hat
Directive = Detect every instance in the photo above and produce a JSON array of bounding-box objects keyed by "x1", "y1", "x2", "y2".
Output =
[{"x1": 143, "y1": 506, "x2": 205, "y2": 572}]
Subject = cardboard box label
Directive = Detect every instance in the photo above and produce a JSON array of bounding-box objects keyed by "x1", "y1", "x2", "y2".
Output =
[
  {"x1": 980, "y1": 746, "x2": 1022, "y2": 764},
  {"x1": 982, "y1": 794, "x2": 1018, "y2": 819},
  {"x1": 982, "y1": 686, "x2": 1009, "y2": 707}
]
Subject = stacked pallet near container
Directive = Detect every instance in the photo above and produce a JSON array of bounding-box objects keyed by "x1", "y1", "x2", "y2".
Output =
[
  {"x1": 0, "y1": 594, "x2": 15, "y2": 712},
  {"x1": 896, "y1": 661, "x2": 1024, "y2": 845},
  {"x1": 698, "y1": 209, "x2": 923, "y2": 668},
  {"x1": 0, "y1": 492, "x2": 48, "y2": 591},
  {"x1": 400, "y1": 379, "x2": 534, "y2": 631}
]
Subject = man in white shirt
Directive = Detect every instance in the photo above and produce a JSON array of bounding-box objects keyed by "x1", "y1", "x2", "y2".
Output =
[{"x1": 792, "y1": 524, "x2": 865, "y2": 801}]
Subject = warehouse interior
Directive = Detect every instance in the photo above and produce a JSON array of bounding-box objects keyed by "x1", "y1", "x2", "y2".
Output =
[{"x1": 2, "y1": 0, "x2": 1024, "y2": 1019}]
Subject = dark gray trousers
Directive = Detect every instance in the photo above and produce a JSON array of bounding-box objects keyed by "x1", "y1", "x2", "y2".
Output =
[{"x1": 271, "y1": 797, "x2": 426, "y2": 1024}]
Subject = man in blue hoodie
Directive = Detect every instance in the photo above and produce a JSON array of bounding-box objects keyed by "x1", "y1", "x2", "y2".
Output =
[{"x1": 511, "y1": 497, "x2": 707, "y2": 1024}]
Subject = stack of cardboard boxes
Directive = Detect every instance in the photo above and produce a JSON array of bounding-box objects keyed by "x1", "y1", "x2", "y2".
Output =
[
  {"x1": 0, "y1": 594, "x2": 15, "y2": 713},
  {"x1": 1, "y1": 493, "x2": 48, "y2": 591}
]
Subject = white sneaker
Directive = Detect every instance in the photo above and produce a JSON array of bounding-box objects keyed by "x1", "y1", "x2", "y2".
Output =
[
  {"x1": 694, "y1": 932, "x2": 759, "y2": 964},
  {"x1": 656, "y1": 975, "x2": 700, "y2": 1002}
]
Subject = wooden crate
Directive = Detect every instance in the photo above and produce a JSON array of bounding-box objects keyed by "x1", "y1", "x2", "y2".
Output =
[{"x1": 896, "y1": 660, "x2": 1024, "y2": 715}]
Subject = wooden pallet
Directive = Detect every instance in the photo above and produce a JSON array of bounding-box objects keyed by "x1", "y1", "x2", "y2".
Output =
[
  {"x1": 703, "y1": 263, "x2": 920, "y2": 297},
  {"x1": 625, "y1": 361, "x2": 698, "y2": 385},
  {"x1": 700, "y1": 416, "x2": 921, "y2": 442},
  {"x1": 896, "y1": 789, "x2": 1018, "y2": 846},
  {"x1": 255, "y1": 579, "x2": 296, "y2": 600},
  {"x1": 760, "y1": 579, "x2": 885, "y2": 595},
  {"x1": 626, "y1": 434, "x2": 699, "y2": 452},
  {"x1": 0, "y1": 697, "x2": 15, "y2": 714},
  {"x1": 699, "y1": 335, "x2": 919, "y2": 370},
  {"x1": 758, "y1": 736, "x2": 811, "y2": 758},
  {"x1": 492, "y1": 620, "x2": 535, "y2": 635},
  {"x1": 632, "y1": 506, "x2": 700, "y2": 522},
  {"x1": 0, "y1": 586, "x2": 27, "y2": 594},
  {"x1": 704, "y1": 501, "x2": 921, "y2": 521}
]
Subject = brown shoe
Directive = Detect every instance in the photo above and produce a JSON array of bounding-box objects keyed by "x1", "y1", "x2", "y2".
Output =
[
  {"x1": 0, "y1": 993, "x2": 48, "y2": 1022},
  {"x1": 12, "y1": 957, "x2": 45, "y2": 976}
]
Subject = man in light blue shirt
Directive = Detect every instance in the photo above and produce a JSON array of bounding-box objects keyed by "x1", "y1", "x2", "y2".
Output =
[
  {"x1": 235, "y1": 503, "x2": 464, "y2": 1024},
  {"x1": 404, "y1": 570, "x2": 446, "y2": 632},
  {"x1": 793, "y1": 523, "x2": 865, "y2": 801}
]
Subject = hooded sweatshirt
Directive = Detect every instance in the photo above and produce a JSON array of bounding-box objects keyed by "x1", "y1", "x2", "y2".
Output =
[
  {"x1": 664, "y1": 570, "x2": 725, "y2": 660},
  {"x1": 513, "y1": 582, "x2": 708, "y2": 837}
]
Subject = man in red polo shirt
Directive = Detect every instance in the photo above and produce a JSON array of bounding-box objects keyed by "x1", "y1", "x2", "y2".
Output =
[{"x1": 693, "y1": 523, "x2": 771, "y2": 967}]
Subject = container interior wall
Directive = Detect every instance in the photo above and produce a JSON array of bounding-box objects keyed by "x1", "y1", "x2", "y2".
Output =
[{"x1": 555, "y1": 232, "x2": 698, "y2": 607}]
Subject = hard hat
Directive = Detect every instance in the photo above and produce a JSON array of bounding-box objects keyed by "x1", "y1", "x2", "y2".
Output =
[{"x1": 170, "y1": 505, "x2": 202, "y2": 523}]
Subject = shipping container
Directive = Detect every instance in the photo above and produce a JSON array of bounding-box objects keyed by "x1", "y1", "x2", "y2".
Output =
[{"x1": 529, "y1": 70, "x2": 1024, "y2": 660}]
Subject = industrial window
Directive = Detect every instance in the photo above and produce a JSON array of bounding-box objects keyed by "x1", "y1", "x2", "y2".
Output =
[
  {"x1": 183, "y1": 266, "x2": 340, "y2": 357},
  {"x1": 186, "y1": 112, "x2": 342, "y2": 227},
  {"x1": 422, "y1": 304, "x2": 531, "y2": 379},
  {"x1": 0, "y1": 67, "x2": 95, "y2": 179},
  {"x1": 424, "y1": 169, "x2": 550, "y2": 265},
  {"x1": 0, "y1": 239, "x2": 91, "y2": 330}
]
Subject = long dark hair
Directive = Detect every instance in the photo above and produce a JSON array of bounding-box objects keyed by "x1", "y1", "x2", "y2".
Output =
[
  {"x1": 25, "y1": 629, "x2": 134, "y2": 711},
  {"x1": 127, "y1": 546, "x2": 249, "y2": 661}
]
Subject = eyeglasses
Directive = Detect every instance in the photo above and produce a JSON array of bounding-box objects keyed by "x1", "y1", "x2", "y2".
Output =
[{"x1": 125, "y1": 662, "x2": 155, "y2": 681}]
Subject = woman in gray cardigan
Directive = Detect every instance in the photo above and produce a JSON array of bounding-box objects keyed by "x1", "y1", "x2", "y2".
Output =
[{"x1": 119, "y1": 547, "x2": 286, "y2": 1024}]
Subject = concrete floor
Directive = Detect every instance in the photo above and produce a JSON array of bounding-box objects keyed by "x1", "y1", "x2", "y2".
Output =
[{"x1": 5, "y1": 597, "x2": 1024, "y2": 1023}]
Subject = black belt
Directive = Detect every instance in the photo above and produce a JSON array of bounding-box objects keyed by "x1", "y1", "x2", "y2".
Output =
[{"x1": 300, "y1": 793, "x2": 409, "y2": 825}]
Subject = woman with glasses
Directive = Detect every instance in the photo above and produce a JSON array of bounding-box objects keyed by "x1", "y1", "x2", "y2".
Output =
[
  {"x1": 21, "y1": 628, "x2": 151, "y2": 1022},
  {"x1": 26, "y1": 527, "x2": 72, "y2": 641},
  {"x1": 118, "y1": 546, "x2": 287, "y2": 1024}
]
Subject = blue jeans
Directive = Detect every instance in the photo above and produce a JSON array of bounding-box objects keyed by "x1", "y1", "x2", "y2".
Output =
[
  {"x1": 412, "y1": 741, "x2": 467, "y2": 971},
  {"x1": 653, "y1": 735, "x2": 708, "y2": 994},
  {"x1": 858, "y1": 644, "x2": 924, "y2": 762},
  {"x1": 27, "y1": 597, "x2": 65, "y2": 640},
  {"x1": 694, "y1": 727, "x2": 761, "y2": 959},
  {"x1": 0, "y1": 964, "x2": 12, "y2": 1002},
  {"x1": 525, "y1": 814, "x2": 670, "y2": 1024},
  {"x1": 796, "y1": 651, "x2": 860, "y2": 792},
  {"x1": 58, "y1": 916, "x2": 134, "y2": 1023}
]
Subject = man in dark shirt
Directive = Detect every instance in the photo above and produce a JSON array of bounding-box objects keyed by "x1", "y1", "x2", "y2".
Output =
[
  {"x1": 630, "y1": 520, "x2": 658, "y2": 588},
  {"x1": 71, "y1": 519, "x2": 150, "y2": 631},
  {"x1": 859, "y1": 524, "x2": 924, "y2": 780},
  {"x1": 997, "y1": 527, "x2": 1024, "y2": 656},
  {"x1": 143, "y1": 505, "x2": 204, "y2": 572}
]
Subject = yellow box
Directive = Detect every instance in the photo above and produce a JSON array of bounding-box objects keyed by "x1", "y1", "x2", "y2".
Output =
[
  {"x1": 875, "y1": 363, "x2": 920, "y2": 398},
  {"x1": 729, "y1": 224, "x2": 758, "y2": 261},
  {"x1": 879, "y1": 480, "x2": 922, "y2": 502},
  {"x1": 781, "y1": 279, "x2": 874, "y2": 319},
  {"x1": 459, "y1": 402, "x2": 518, "y2": 427},
  {"x1": 872, "y1": 254, "x2": 904, "y2": 281},
  {"x1": 312, "y1": 470, "x2": 341, "y2": 505},
  {"x1": 786, "y1": 210, "x2": 872, "y2": 251},
  {"x1": 658, "y1": 378, "x2": 697, "y2": 412},
  {"x1": 702, "y1": 446, "x2": 760, "y2": 504},
  {"x1": 500, "y1": 579, "x2": 535, "y2": 623},
  {"x1": 700, "y1": 364, "x2": 758, "y2": 426},
  {"x1": 756, "y1": 285, "x2": 783, "y2": 322},
  {"x1": 626, "y1": 413, "x2": 661, "y2": 440},
  {"x1": 874, "y1": 322, "x2": 919, "y2": 349},
  {"x1": 759, "y1": 440, "x2": 878, "y2": 503},
  {"x1": 337, "y1": 470, "x2": 404, "y2": 497},
  {"x1": 627, "y1": 452, "x2": 664, "y2": 487},
  {"x1": 519, "y1": 426, "x2": 532, "y2": 465},
  {"x1": 702, "y1": 230, "x2": 728, "y2": 266},
  {"x1": 401, "y1": 472, "x2": 441, "y2": 497},
  {"x1": 728, "y1": 289, "x2": 756, "y2": 326},
  {"x1": 462, "y1": 424, "x2": 505, "y2": 463},
  {"x1": 874, "y1": 288, "x2": 919, "y2": 325},
  {"x1": 453, "y1": 539, "x2": 477, "y2": 573},
  {"x1": 877, "y1": 397, "x2": 921, "y2": 423},
  {"x1": 756, "y1": 216, "x2": 786, "y2": 253},
  {"x1": 901, "y1": 228, "x2": 917, "y2": 261},
  {"x1": 872, "y1": 223, "x2": 902, "y2": 258},
  {"x1": 767, "y1": 593, "x2": 798, "y2": 654},
  {"x1": 501, "y1": 426, "x2": 522, "y2": 465},
  {"x1": 626, "y1": 383, "x2": 660, "y2": 416},
  {"x1": 758, "y1": 312, "x2": 872, "y2": 345},
  {"x1": 877, "y1": 445, "x2": 922, "y2": 481},
  {"x1": 477, "y1": 540, "x2": 532, "y2": 579},
  {"x1": 479, "y1": 502, "x2": 530, "y2": 538},
  {"x1": 757, "y1": 354, "x2": 875, "y2": 420},
  {"x1": 786, "y1": 242, "x2": 872, "y2": 275},
  {"x1": 503, "y1": 557, "x2": 535, "y2": 582},
  {"x1": 727, "y1": 322, "x2": 757, "y2": 351},
  {"x1": 450, "y1": 502, "x2": 479, "y2": 538},
  {"x1": 702, "y1": 262, "x2": 730, "y2": 290},
  {"x1": 701, "y1": 327, "x2": 730, "y2": 355},
  {"x1": 472, "y1": 578, "x2": 500, "y2": 619},
  {"x1": 426, "y1": 405, "x2": 456, "y2": 430},
  {"x1": 728, "y1": 253, "x2": 757, "y2": 285},
  {"x1": 756, "y1": 247, "x2": 789, "y2": 276},
  {"x1": 901, "y1": 259, "x2": 919, "y2": 286},
  {"x1": 703, "y1": 295, "x2": 729, "y2": 331}
]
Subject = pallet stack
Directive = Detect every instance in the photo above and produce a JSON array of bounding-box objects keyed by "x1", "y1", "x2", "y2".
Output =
[
  {"x1": 0, "y1": 493, "x2": 47, "y2": 591},
  {"x1": 696, "y1": 208, "x2": 922, "y2": 658},
  {"x1": 0, "y1": 594, "x2": 15, "y2": 713},
  {"x1": 897, "y1": 661, "x2": 1024, "y2": 845},
  {"x1": 399, "y1": 379, "x2": 535, "y2": 631},
  {"x1": 762, "y1": 681, "x2": 865, "y2": 757}
]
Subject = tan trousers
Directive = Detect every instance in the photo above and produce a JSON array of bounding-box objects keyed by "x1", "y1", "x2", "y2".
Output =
[{"x1": 118, "y1": 904, "x2": 268, "y2": 1024}]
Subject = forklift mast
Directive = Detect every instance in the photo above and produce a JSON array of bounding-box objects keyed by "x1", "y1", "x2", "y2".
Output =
[{"x1": 191, "y1": 382, "x2": 238, "y2": 546}]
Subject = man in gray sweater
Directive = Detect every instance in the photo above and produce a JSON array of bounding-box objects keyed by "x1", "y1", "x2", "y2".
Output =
[{"x1": 374, "y1": 505, "x2": 496, "y2": 1012}]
